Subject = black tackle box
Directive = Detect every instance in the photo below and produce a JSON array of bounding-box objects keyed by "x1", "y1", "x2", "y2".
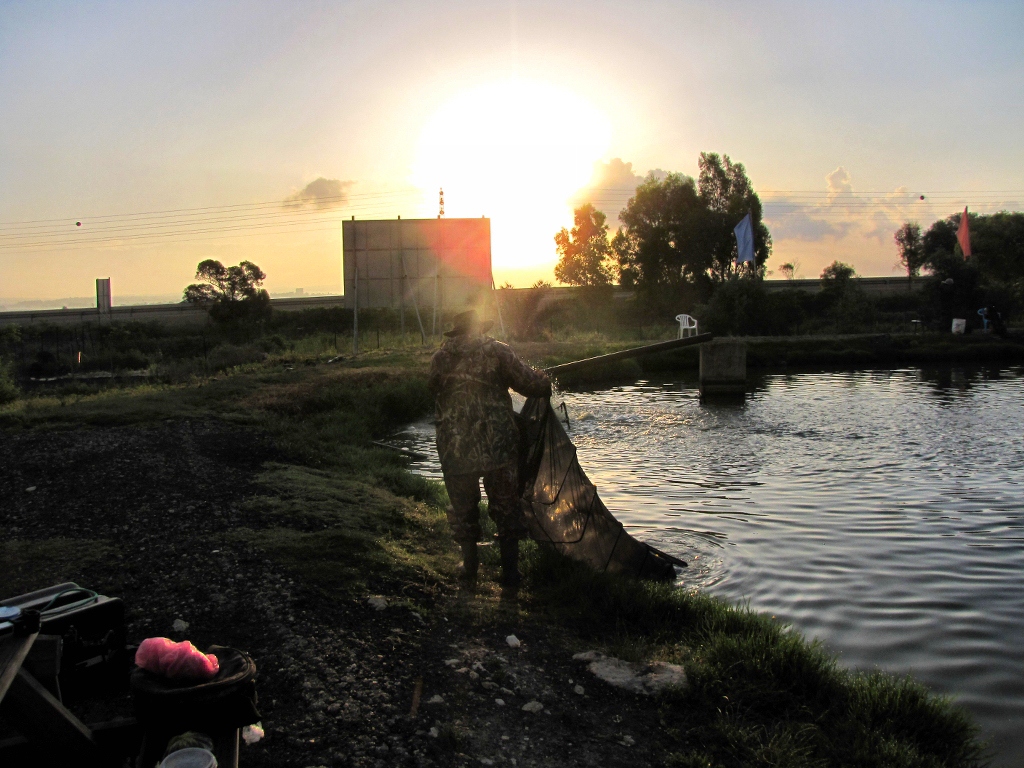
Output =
[{"x1": 0, "y1": 582, "x2": 128, "y2": 700}]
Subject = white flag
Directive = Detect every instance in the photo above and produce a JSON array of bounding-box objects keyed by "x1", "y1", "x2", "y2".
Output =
[{"x1": 734, "y1": 213, "x2": 755, "y2": 265}]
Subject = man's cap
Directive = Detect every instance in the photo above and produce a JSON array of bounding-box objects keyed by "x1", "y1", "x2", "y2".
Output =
[{"x1": 444, "y1": 309, "x2": 494, "y2": 337}]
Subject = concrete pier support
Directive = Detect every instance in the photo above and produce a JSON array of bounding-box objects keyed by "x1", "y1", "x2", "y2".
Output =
[{"x1": 700, "y1": 339, "x2": 747, "y2": 400}]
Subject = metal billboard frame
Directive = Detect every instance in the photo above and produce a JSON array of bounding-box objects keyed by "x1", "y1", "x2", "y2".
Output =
[{"x1": 343, "y1": 217, "x2": 494, "y2": 353}]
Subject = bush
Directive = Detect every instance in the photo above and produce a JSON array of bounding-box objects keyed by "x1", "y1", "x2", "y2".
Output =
[
  {"x1": 27, "y1": 349, "x2": 66, "y2": 378},
  {"x1": 498, "y1": 286, "x2": 564, "y2": 341},
  {"x1": 0, "y1": 358, "x2": 18, "y2": 404},
  {"x1": 701, "y1": 279, "x2": 812, "y2": 336},
  {"x1": 206, "y1": 343, "x2": 269, "y2": 371}
]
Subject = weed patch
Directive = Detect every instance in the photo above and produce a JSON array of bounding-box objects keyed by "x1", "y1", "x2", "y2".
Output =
[
  {"x1": 0, "y1": 348, "x2": 988, "y2": 767},
  {"x1": 2, "y1": 537, "x2": 114, "y2": 596},
  {"x1": 521, "y1": 546, "x2": 984, "y2": 767}
]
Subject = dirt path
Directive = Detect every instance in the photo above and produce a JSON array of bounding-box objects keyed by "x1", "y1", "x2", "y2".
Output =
[{"x1": 1, "y1": 421, "x2": 675, "y2": 767}]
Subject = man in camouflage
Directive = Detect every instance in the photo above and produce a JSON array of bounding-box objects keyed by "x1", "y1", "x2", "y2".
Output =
[{"x1": 429, "y1": 309, "x2": 551, "y2": 593}]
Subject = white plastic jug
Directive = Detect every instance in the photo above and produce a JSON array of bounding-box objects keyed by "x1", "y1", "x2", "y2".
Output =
[{"x1": 160, "y1": 747, "x2": 218, "y2": 768}]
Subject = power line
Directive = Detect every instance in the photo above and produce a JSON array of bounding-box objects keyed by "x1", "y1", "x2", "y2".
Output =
[
  {"x1": 0, "y1": 198, "x2": 422, "y2": 241},
  {"x1": 0, "y1": 187, "x2": 425, "y2": 228},
  {"x1": 1, "y1": 185, "x2": 1020, "y2": 253},
  {"x1": 4, "y1": 186, "x2": 1020, "y2": 228}
]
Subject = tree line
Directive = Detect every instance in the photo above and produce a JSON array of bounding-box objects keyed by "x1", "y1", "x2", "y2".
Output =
[
  {"x1": 894, "y1": 211, "x2": 1024, "y2": 318},
  {"x1": 557, "y1": 151, "x2": 1023, "y2": 323},
  {"x1": 554, "y1": 152, "x2": 771, "y2": 293}
]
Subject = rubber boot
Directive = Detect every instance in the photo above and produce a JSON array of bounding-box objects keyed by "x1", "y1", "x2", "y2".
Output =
[
  {"x1": 458, "y1": 541, "x2": 478, "y2": 591},
  {"x1": 499, "y1": 538, "x2": 521, "y2": 600}
]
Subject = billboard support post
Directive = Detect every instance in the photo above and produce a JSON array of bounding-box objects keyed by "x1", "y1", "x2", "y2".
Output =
[
  {"x1": 491, "y1": 275, "x2": 506, "y2": 339},
  {"x1": 342, "y1": 218, "x2": 490, "y2": 344},
  {"x1": 352, "y1": 250, "x2": 359, "y2": 355},
  {"x1": 401, "y1": 252, "x2": 426, "y2": 344},
  {"x1": 432, "y1": 268, "x2": 439, "y2": 338},
  {"x1": 397, "y1": 218, "x2": 405, "y2": 339}
]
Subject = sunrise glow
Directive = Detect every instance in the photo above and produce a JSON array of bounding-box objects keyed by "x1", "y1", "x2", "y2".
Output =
[{"x1": 412, "y1": 79, "x2": 611, "y2": 279}]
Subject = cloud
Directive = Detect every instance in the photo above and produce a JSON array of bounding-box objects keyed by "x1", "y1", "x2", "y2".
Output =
[
  {"x1": 283, "y1": 177, "x2": 354, "y2": 209},
  {"x1": 764, "y1": 167, "x2": 919, "y2": 244},
  {"x1": 763, "y1": 202, "x2": 853, "y2": 241},
  {"x1": 826, "y1": 166, "x2": 853, "y2": 198},
  {"x1": 570, "y1": 158, "x2": 646, "y2": 227},
  {"x1": 594, "y1": 158, "x2": 645, "y2": 189}
]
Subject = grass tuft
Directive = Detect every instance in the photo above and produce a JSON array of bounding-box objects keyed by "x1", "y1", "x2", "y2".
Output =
[
  {"x1": 2, "y1": 538, "x2": 115, "y2": 597},
  {"x1": 521, "y1": 545, "x2": 985, "y2": 767},
  {"x1": 0, "y1": 346, "x2": 989, "y2": 766}
]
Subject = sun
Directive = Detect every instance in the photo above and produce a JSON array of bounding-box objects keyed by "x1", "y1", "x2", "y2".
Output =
[{"x1": 412, "y1": 78, "x2": 611, "y2": 280}]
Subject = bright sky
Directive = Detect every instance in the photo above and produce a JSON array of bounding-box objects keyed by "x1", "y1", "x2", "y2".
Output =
[{"x1": 1, "y1": 1, "x2": 1022, "y2": 303}]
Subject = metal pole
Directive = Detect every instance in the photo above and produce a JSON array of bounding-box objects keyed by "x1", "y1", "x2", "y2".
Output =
[
  {"x1": 432, "y1": 265, "x2": 438, "y2": 338},
  {"x1": 352, "y1": 248, "x2": 359, "y2": 355},
  {"x1": 397, "y1": 219, "x2": 405, "y2": 339},
  {"x1": 401, "y1": 252, "x2": 427, "y2": 344},
  {"x1": 491, "y1": 274, "x2": 506, "y2": 339},
  {"x1": 543, "y1": 333, "x2": 714, "y2": 376},
  {"x1": 433, "y1": 217, "x2": 443, "y2": 337}
]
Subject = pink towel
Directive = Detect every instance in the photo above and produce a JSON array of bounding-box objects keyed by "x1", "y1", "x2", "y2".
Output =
[{"x1": 135, "y1": 637, "x2": 220, "y2": 681}]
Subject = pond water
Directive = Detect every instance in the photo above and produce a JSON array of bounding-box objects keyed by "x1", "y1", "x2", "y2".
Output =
[{"x1": 390, "y1": 367, "x2": 1024, "y2": 765}]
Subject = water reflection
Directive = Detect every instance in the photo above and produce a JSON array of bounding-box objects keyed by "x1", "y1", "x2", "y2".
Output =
[{"x1": 389, "y1": 367, "x2": 1024, "y2": 765}]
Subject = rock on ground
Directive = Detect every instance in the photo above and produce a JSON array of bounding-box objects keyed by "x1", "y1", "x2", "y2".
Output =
[
  {"x1": 1, "y1": 419, "x2": 682, "y2": 767},
  {"x1": 572, "y1": 652, "x2": 688, "y2": 695}
]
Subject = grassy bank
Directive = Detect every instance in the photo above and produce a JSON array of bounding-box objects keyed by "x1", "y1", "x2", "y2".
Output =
[{"x1": 0, "y1": 348, "x2": 986, "y2": 767}]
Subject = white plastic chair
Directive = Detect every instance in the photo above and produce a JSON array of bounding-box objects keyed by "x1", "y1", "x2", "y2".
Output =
[{"x1": 675, "y1": 314, "x2": 698, "y2": 338}]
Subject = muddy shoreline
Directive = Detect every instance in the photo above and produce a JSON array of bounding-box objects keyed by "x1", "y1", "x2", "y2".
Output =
[{"x1": 1, "y1": 419, "x2": 676, "y2": 767}]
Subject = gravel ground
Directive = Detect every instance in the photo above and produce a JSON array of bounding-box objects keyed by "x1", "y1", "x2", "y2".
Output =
[{"x1": 1, "y1": 420, "x2": 676, "y2": 767}]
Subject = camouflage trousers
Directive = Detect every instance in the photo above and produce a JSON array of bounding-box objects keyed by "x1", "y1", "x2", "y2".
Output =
[{"x1": 443, "y1": 463, "x2": 528, "y2": 543}]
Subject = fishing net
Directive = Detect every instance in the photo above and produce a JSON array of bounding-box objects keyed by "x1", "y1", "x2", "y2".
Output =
[{"x1": 517, "y1": 397, "x2": 685, "y2": 581}]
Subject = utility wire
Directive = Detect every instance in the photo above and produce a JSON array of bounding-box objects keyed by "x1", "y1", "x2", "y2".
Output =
[
  {"x1": 0, "y1": 188, "x2": 424, "y2": 228},
  {"x1": 2, "y1": 186, "x2": 1020, "y2": 252},
  {"x1": 4, "y1": 186, "x2": 1020, "y2": 229}
]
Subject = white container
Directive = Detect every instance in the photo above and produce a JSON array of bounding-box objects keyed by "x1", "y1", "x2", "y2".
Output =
[
  {"x1": 160, "y1": 748, "x2": 218, "y2": 768},
  {"x1": 951, "y1": 318, "x2": 967, "y2": 334}
]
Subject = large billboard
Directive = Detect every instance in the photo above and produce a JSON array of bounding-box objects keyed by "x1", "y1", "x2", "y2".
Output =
[{"x1": 342, "y1": 218, "x2": 491, "y2": 312}]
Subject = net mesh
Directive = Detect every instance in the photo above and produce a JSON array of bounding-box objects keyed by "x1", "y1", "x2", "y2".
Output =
[{"x1": 517, "y1": 397, "x2": 685, "y2": 581}]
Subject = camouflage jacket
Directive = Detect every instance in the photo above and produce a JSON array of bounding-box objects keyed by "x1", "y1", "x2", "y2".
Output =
[{"x1": 429, "y1": 335, "x2": 551, "y2": 475}]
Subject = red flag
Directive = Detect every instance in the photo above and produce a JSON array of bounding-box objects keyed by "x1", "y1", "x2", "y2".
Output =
[{"x1": 957, "y1": 206, "x2": 972, "y2": 258}]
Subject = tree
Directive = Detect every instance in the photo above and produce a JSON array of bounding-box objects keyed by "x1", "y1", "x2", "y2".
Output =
[
  {"x1": 612, "y1": 172, "x2": 707, "y2": 291},
  {"x1": 779, "y1": 263, "x2": 796, "y2": 280},
  {"x1": 923, "y1": 210, "x2": 1024, "y2": 318},
  {"x1": 184, "y1": 259, "x2": 271, "y2": 324},
  {"x1": 894, "y1": 222, "x2": 926, "y2": 285},
  {"x1": 697, "y1": 152, "x2": 772, "y2": 281},
  {"x1": 821, "y1": 260, "x2": 856, "y2": 284},
  {"x1": 611, "y1": 153, "x2": 772, "y2": 292},
  {"x1": 820, "y1": 260, "x2": 857, "y2": 303},
  {"x1": 554, "y1": 204, "x2": 613, "y2": 286}
]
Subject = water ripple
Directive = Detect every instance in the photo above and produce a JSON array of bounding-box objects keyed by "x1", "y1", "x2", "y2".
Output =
[{"x1": 388, "y1": 366, "x2": 1024, "y2": 766}]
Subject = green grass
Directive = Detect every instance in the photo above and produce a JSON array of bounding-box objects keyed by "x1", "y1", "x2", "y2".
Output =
[
  {"x1": 0, "y1": 345, "x2": 988, "y2": 766},
  {"x1": 233, "y1": 462, "x2": 455, "y2": 596},
  {"x1": 2, "y1": 538, "x2": 115, "y2": 597},
  {"x1": 522, "y1": 546, "x2": 985, "y2": 767}
]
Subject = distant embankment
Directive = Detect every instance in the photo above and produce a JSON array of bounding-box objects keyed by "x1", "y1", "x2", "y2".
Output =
[
  {"x1": 0, "y1": 295, "x2": 347, "y2": 327},
  {"x1": 760, "y1": 276, "x2": 921, "y2": 296},
  {"x1": 0, "y1": 277, "x2": 919, "y2": 328},
  {"x1": 510, "y1": 277, "x2": 920, "y2": 300},
  {"x1": 524, "y1": 332, "x2": 1024, "y2": 386}
]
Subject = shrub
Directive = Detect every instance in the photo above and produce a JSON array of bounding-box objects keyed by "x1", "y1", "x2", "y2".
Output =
[
  {"x1": 497, "y1": 285, "x2": 564, "y2": 341},
  {"x1": 701, "y1": 278, "x2": 811, "y2": 336},
  {"x1": 206, "y1": 343, "x2": 269, "y2": 371},
  {"x1": 0, "y1": 358, "x2": 18, "y2": 404}
]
